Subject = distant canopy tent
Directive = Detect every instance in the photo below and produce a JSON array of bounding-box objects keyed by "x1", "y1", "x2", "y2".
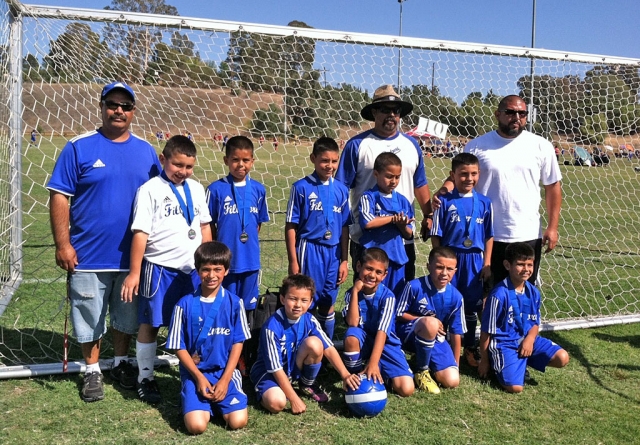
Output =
[{"x1": 574, "y1": 146, "x2": 594, "y2": 166}]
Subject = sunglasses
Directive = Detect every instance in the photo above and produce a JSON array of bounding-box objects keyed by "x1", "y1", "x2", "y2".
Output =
[
  {"x1": 102, "y1": 100, "x2": 135, "y2": 112},
  {"x1": 500, "y1": 109, "x2": 528, "y2": 118},
  {"x1": 376, "y1": 106, "x2": 401, "y2": 115}
]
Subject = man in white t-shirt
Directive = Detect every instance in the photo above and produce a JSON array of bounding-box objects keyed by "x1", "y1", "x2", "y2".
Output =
[{"x1": 435, "y1": 95, "x2": 561, "y2": 284}]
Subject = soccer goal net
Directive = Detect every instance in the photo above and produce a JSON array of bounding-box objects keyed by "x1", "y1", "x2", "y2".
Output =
[{"x1": 1, "y1": 0, "x2": 639, "y2": 378}]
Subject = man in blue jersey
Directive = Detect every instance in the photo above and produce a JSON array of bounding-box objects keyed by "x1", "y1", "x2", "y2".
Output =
[
  {"x1": 336, "y1": 85, "x2": 432, "y2": 281},
  {"x1": 48, "y1": 82, "x2": 161, "y2": 402}
]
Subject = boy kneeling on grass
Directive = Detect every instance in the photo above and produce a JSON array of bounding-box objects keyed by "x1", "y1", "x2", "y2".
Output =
[
  {"x1": 478, "y1": 242, "x2": 570, "y2": 393},
  {"x1": 250, "y1": 274, "x2": 361, "y2": 415},
  {"x1": 167, "y1": 241, "x2": 250, "y2": 434}
]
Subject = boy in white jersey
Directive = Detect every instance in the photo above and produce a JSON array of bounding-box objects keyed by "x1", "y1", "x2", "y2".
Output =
[
  {"x1": 167, "y1": 242, "x2": 250, "y2": 434},
  {"x1": 121, "y1": 135, "x2": 212, "y2": 403}
]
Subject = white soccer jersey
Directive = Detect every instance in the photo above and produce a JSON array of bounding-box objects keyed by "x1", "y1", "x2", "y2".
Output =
[
  {"x1": 131, "y1": 175, "x2": 211, "y2": 273},
  {"x1": 464, "y1": 130, "x2": 561, "y2": 243}
]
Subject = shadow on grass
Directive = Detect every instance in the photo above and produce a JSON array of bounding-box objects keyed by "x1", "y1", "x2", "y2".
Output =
[
  {"x1": 542, "y1": 331, "x2": 640, "y2": 405},
  {"x1": 591, "y1": 332, "x2": 640, "y2": 348}
]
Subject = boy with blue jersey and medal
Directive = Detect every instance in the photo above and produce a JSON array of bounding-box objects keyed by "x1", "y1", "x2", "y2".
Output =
[
  {"x1": 167, "y1": 242, "x2": 250, "y2": 434},
  {"x1": 285, "y1": 137, "x2": 350, "y2": 340},
  {"x1": 430, "y1": 153, "x2": 494, "y2": 368},
  {"x1": 250, "y1": 275, "x2": 360, "y2": 414},
  {"x1": 358, "y1": 152, "x2": 415, "y2": 295},
  {"x1": 478, "y1": 242, "x2": 569, "y2": 393},
  {"x1": 121, "y1": 135, "x2": 212, "y2": 403},
  {"x1": 206, "y1": 136, "x2": 269, "y2": 317},
  {"x1": 396, "y1": 247, "x2": 465, "y2": 394},
  {"x1": 342, "y1": 247, "x2": 415, "y2": 398}
]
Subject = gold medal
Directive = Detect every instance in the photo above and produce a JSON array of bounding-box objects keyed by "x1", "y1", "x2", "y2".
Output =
[
  {"x1": 324, "y1": 230, "x2": 332, "y2": 240},
  {"x1": 240, "y1": 232, "x2": 249, "y2": 243},
  {"x1": 463, "y1": 238, "x2": 473, "y2": 248}
]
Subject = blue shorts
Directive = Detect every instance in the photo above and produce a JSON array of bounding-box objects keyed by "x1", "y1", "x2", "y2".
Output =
[
  {"x1": 451, "y1": 251, "x2": 484, "y2": 311},
  {"x1": 345, "y1": 326, "x2": 413, "y2": 380},
  {"x1": 223, "y1": 270, "x2": 259, "y2": 311},
  {"x1": 251, "y1": 366, "x2": 302, "y2": 402},
  {"x1": 382, "y1": 260, "x2": 405, "y2": 296},
  {"x1": 138, "y1": 260, "x2": 199, "y2": 327},
  {"x1": 397, "y1": 321, "x2": 458, "y2": 373},
  {"x1": 489, "y1": 335, "x2": 562, "y2": 387},
  {"x1": 69, "y1": 271, "x2": 137, "y2": 343},
  {"x1": 181, "y1": 368, "x2": 248, "y2": 416},
  {"x1": 297, "y1": 239, "x2": 339, "y2": 309}
]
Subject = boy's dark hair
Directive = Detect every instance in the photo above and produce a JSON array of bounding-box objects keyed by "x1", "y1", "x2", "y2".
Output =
[
  {"x1": 225, "y1": 135, "x2": 254, "y2": 157},
  {"x1": 504, "y1": 242, "x2": 535, "y2": 264},
  {"x1": 428, "y1": 246, "x2": 457, "y2": 263},
  {"x1": 162, "y1": 135, "x2": 196, "y2": 159},
  {"x1": 280, "y1": 274, "x2": 316, "y2": 299},
  {"x1": 373, "y1": 152, "x2": 402, "y2": 173},
  {"x1": 359, "y1": 247, "x2": 389, "y2": 268},
  {"x1": 194, "y1": 241, "x2": 232, "y2": 271},
  {"x1": 312, "y1": 136, "x2": 339, "y2": 156},
  {"x1": 451, "y1": 152, "x2": 479, "y2": 172}
]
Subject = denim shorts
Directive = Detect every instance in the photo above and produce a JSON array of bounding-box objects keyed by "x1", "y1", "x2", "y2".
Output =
[{"x1": 69, "y1": 271, "x2": 138, "y2": 343}]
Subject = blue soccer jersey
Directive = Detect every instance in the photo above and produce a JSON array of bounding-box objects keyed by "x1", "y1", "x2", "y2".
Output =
[
  {"x1": 206, "y1": 176, "x2": 269, "y2": 273},
  {"x1": 286, "y1": 172, "x2": 350, "y2": 246},
  {"x1": 167, "y1": 286, "x2": 251, "y2": 376},
  {"x1": 250, "y1": 308, "x2": 332, "y2": 381},
  {"x1": 47, "y1": 130, "x2": 161, "y2": 271},
  {"x1": 396, "y1": 276, "x2": 466, "y2": 336},
  {"x1": 481, "y1": 277, "x2": 542, "y2": 344},
  {"x1": 358, "y1": 185, "x2": 414, "y2": 265},
  {"x1": 430, "y1": 189, "x2": 493, "y2": 251},
  {"x1": 335, "y1": 129, "x2": 427, "y2": 243},
  {"x1": 342, "y1": 283, "x2": 401, "y2": 347}
]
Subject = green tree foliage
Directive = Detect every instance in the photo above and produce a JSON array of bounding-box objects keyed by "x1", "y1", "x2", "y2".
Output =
[
  {"x1": 43, "y1": 22, "x2": 108, "y2": 82},
  {"x1": 103, "y1": 0, "x2": 179, "y2": 84}
]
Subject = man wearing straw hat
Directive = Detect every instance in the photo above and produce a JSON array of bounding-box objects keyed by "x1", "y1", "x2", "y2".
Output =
[{"x1": 336, "y1": 84, "x2": 432, "y2": 282}]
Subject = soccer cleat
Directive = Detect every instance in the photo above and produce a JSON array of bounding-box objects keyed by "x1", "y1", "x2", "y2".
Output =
[
  {"x1": 109, "y1": 360, "x2": 137, "y2": 389},
  {"x1": 137, "y1": 378, "x2": 162, "y2": 404},
  {"x1": 81, "y1": 372, "x2": 105, "y2": 402},
  {"x1": 414, "y1": 370, "x2": 440, "y2": 394},
  {"x1": 524, "y1": 369, "x2": 531, "y2": 383},
  {"x1": 464, "y1": 347, "x2": 479, "y2": 368},
  {"x1": 299, "y1": 382, "x2": 329, "y2": 403}
]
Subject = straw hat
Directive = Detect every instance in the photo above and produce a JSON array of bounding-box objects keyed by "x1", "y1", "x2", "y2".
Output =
[{"x1": 360, "y1": 84, "x2": 413, "y2": 121}]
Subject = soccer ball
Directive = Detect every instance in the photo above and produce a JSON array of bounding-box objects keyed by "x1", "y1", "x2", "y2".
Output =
[{"x1": 344, "y1": 374, "x2": 387, "y2": 417}]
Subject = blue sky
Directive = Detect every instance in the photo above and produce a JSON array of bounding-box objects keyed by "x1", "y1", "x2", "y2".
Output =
[{"x1": 26, "y1": 0, "x2": 640, "y2": 59}]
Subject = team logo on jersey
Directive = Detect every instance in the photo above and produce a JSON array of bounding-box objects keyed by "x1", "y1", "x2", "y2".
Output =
[
  {"x1": 224, "y1": 196, "x2": 232, "y2": 203},
  {"x1": 390, "y1": 147, "x2": 401, "y2": 154},
  {"x1": 418, "y1": 297, "x2": 428, "y2": 305},
  {"x1": 309, "y1": 196, "x2": 323, "y2": 211},
  {"x1": 207, "y1": 326, "x2": 231, "y2": 336},
  {"x1": 447, "y1": 204, "x2": 457, "y2": 212},
  {"x1": 92, "y1": 159, "x2": 106, "y2": 168},
  {"x1": 163, "y1": 196, "x2": 172, "y2": 204},
  {"x1": 308, "y1": 192, "x2": 318, "y2": 200}
]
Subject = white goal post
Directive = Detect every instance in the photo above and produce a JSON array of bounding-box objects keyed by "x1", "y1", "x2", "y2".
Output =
[{"x1": 1, "y1": 0, "x2": 640, "y2": 378}]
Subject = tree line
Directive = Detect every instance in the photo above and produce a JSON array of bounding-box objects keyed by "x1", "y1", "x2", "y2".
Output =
[{"x1": 14, "y1": 0, "x2": 640, "y2": 143}]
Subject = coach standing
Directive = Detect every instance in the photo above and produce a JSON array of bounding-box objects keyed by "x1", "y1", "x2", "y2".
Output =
[
  {"x1": 435, "y1": 94, "x2": 562, "y2": 284},
  {"x1": 336, "y1": 84, "x2": 432, "y2": 281},
  {"x1": 47, "y1": 82, "x2": 161, "y2": 402}
]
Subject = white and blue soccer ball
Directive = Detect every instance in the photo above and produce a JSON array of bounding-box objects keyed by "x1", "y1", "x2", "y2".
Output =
[{"x1": 344, "y1": 374, "x2": 387, "y2": 417}]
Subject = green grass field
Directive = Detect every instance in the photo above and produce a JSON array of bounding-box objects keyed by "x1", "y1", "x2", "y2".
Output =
[{"x1": 1, "y1": 136, "x2": 640, "y2": 443}]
